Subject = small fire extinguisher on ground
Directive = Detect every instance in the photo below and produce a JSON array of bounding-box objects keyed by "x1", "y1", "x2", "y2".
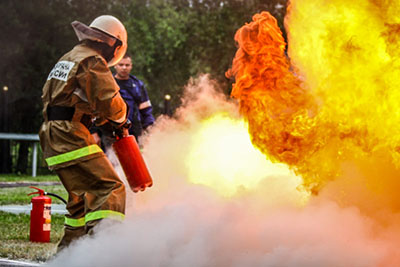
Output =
[{"x1": 28, "y1": 186, "x2": 67, "y2": 243}]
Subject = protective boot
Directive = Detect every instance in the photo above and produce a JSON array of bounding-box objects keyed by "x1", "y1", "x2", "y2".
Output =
[{"x1": 56, "y1": 225, "x2": 86, "y2": 253}]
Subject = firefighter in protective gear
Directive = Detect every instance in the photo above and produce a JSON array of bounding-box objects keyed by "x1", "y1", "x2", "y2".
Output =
[{"x1": 39, "y1": 15, "x2": 129, "y2": 251}]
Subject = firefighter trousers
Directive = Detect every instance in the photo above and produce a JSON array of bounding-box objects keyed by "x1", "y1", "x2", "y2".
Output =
[{"x1": 55, "y1": 154, "x2": 126, "y2": 251}]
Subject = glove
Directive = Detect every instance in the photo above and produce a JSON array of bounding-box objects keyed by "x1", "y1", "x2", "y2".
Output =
[
  {"x1": 114, "y1": 119, "x2": 132, "y2": 139},
  {"x1": 98, "y1": 122, "x2": 114, "y2": 137},
  {"x1": 96, "y1": 122, "x2": 117, "y2": 148}
]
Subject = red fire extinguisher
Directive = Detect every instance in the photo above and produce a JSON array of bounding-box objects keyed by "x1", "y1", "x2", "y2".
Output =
[
  {"x1": 27, "y1": 186, "x2": 67, "y2": 243},
  {"x1": 28, "y1": 186, "x2": 52, "y2": 243},
  {"x1": 113, "y1": 135, "x2": 153, "y2": 193}
]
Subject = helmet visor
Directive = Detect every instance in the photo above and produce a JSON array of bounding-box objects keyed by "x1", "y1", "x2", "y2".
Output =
[{"x1": 71, "y1": 21, "x2": 117, "y2": 47}]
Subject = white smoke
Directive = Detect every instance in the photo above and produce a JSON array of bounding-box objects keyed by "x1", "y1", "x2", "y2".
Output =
[{"x1": 46, "y1": 75, "x2": 400, "y2": 267}]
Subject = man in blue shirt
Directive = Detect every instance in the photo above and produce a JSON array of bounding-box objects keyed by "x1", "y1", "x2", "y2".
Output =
[{"x1": 113, "y1": 54, "x2": 155, "y2": 142}]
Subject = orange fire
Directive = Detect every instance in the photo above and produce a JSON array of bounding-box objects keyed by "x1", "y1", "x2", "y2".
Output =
[
  {"x1": 226, "y1": 5, "x2": 400, "y2": 205},
  {"x1": 226, "y1": 12, "x2": 323, "y2": 192}
]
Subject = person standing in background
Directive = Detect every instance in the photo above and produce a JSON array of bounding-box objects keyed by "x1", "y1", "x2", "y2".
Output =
[{"x1": 113, "y1": 54, "x2": 155, "y2": 142}]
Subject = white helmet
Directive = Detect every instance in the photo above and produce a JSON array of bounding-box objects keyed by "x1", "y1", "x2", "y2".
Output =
[
  {"x1": 89, "y1": 15, "x2": 127, "y2": 66},
  {"x1": 71, "y1": 15, "x2": 127, "y2": 67}
]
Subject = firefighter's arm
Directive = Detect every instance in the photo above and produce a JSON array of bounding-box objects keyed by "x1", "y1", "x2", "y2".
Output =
[
  {"x1": 107, "y1": 101, "x2": 131, "y2": 138},
  {"x1": 77, "y1": 55, "x2": 127, "y2": 124}
]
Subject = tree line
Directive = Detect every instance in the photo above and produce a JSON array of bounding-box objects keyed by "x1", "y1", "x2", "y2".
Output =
[{"x1": 0, "y1": 0, "x2": 287, "y2": 174}]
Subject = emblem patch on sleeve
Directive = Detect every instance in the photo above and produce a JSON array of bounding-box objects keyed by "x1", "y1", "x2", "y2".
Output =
[{"x1": 47, "y1": 61, "x2": 75, "y2": 82}]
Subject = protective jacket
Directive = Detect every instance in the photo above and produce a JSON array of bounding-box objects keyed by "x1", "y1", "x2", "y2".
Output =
[
  {"x1": 39, "y1": 43, "x2": 127, "y2": 170},
  {"x1": 114, "y1": 74, "x2": 155, "y2": 138},
  {"x1": 39, "y1": 43, "x2": 127, "y2": 250}
]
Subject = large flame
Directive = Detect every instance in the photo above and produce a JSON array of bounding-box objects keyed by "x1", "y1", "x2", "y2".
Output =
[
  {"x1": 226, "y1": 2, "x2": 400, "y2": 202},
  {"x1": 185, "y1": 112, "x2": 306, "y2": 200}
]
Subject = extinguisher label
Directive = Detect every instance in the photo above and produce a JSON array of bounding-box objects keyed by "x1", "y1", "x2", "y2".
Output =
[
  {"x1": 43, "y1": 204, "x2": 51, "y2": 231},
  {"x1": 43, "y1": 223, "x2": 51, "y2": 231},
  {"x1": 43, "y1": 224, "x2": 51, "y2": 231}
]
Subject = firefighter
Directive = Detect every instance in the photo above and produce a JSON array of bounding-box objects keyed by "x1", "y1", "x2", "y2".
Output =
[{"x1": 39, "y1": 15, "x2": 129, "y2": 251}]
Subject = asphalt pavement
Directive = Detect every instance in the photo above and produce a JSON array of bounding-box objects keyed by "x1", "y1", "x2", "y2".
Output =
[
  {"x1": 0, "y1": 204, "x2": 67, "y2": 215},
  {"x1": 0, "y1": 181, "x2": 67, "y2": 214}
]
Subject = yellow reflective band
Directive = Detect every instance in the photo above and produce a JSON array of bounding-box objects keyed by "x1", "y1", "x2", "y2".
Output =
[
  {"x1": 45, "y1": 144, "x2": 102, "y2": 166},
  {"x1": 65, "y1": 216, "x2": 85, "y2": 227},
  {"x1": 64, "y1": 211, "x2": 125, "y2": 227},
  {"x1": 85, "y1": 210, "x2": 125, "y2": 223}
]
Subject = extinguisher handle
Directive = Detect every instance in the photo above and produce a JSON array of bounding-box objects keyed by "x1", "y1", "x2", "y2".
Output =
[{"x1": 27, "y1": 186, "x2": 45, "y2": 196}]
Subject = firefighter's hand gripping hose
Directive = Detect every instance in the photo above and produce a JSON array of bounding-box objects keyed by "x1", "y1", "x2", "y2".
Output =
[{"x1": 28, "y1": 186, "x2": 67, "y2": 204}]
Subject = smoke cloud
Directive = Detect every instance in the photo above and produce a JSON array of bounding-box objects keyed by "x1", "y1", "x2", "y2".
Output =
[{"x1": 46, "y1": 75, "x2": 400, "y2": 267}]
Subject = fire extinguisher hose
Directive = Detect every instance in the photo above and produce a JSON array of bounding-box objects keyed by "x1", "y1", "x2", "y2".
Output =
[
  {"x1": 28, "y1": 186, "x2": 67, "y2": 205},
  {"x1": 45, "y1": 192, "x2": 67, "y2": 205}
]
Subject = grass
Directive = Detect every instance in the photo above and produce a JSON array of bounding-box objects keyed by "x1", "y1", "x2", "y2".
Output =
[
  {"x1": 0, "y1": 174, "x2": 58, "y2": 182},
  {"x1": 0, "y1": 174, "x2": 65, "y2": 262},
  {"x1": 0, "y1": 186, "x2": 68, "y2": 205},
  {"x1": 0, "y1": 211, "x2": 64, "y2": 262},
  {"x1": 0, "y1": 173, "x2": 67, "y2": 205}
]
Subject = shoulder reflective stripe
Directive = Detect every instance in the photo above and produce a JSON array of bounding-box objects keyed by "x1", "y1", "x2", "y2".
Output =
[
  {"x1": 45, "y1": 144, "x2": 102, "y2": 166},
  {"x1": 65, "y1": 216, "x2": 85, "y2": 227},
  {"x1": 85, "y1": 210, "x2": 125, "y2": 223},
  {"x1": 139, "y1": 100, "x2": 151, "y2": 110}
]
